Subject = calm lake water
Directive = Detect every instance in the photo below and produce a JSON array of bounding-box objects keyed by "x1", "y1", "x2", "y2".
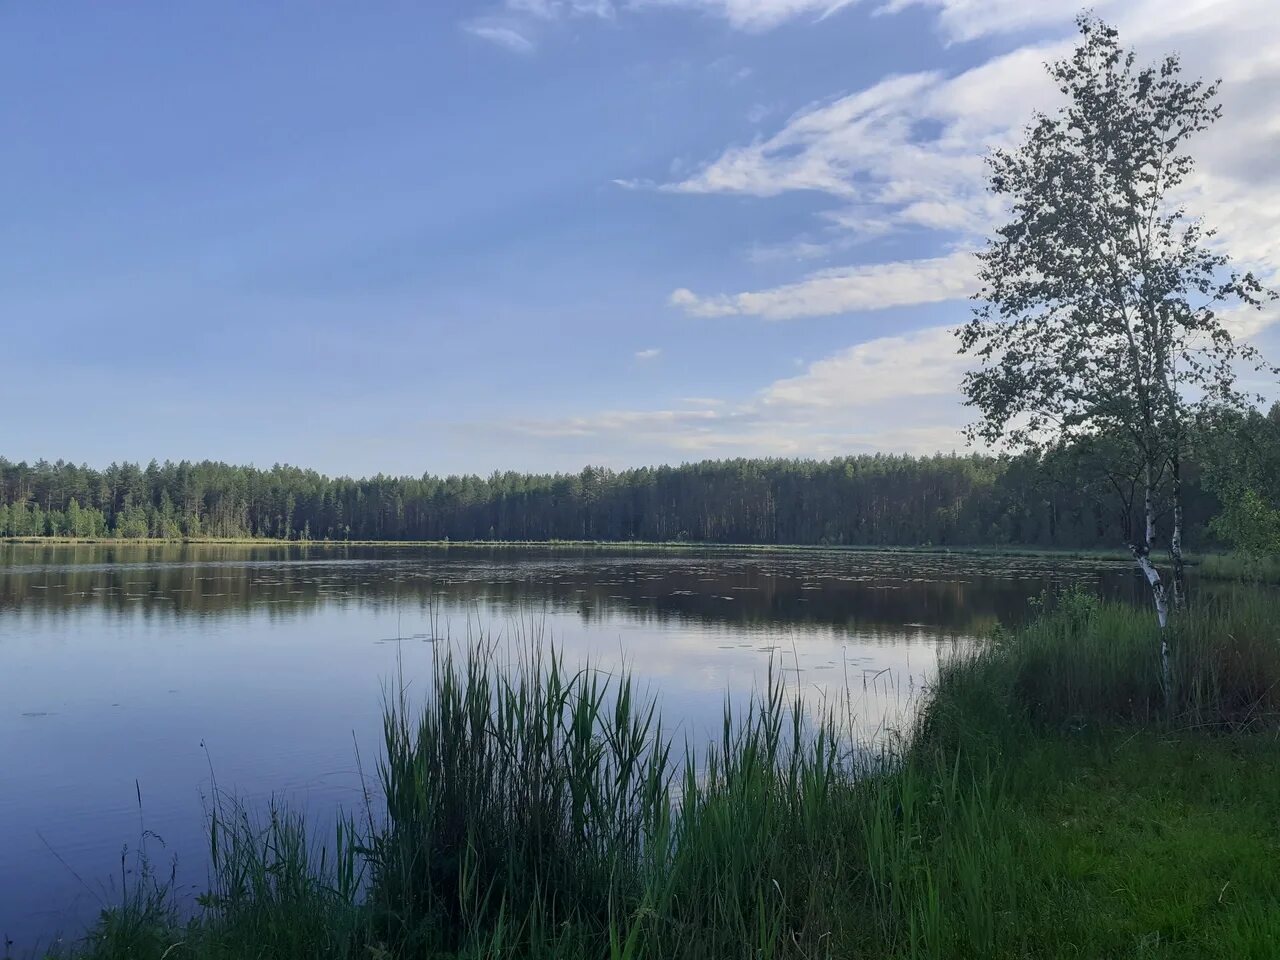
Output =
[{"x1": 0, "y1": 543, "x2": 1141, "y2": 950}]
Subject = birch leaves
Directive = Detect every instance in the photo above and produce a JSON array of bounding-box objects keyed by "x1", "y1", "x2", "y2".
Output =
[{"x1": 959, "y1": 15, "x2": 1276, "y2": 614}]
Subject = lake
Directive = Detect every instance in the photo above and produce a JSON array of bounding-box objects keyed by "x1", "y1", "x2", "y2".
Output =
[{"x1": 0, "y1": 543, "x2": 1141, "y2": 950}]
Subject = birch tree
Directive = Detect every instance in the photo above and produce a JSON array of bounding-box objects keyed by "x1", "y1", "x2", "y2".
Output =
[{"x1": 958, "y1": 17, "x2": 1275, "y2": 686}]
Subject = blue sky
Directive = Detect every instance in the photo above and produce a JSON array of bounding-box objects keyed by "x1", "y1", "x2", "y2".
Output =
[{"x1": 3, "y1": 1, "x2": 1277, "y2": 476}]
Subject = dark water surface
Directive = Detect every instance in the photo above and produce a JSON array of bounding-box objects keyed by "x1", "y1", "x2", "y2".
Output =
[{"x1": 0, "y1": 543, "x2": 1140, "y2": 949}]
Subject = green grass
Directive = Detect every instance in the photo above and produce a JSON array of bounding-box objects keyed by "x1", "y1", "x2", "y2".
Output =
[
  {"x1": 1198, "y1": 552, "x2": 1280, "y2": 584},
  {"x1": 923, "y1": 588, "x2": 1280, "y2": 737},
  {"x1": 40, "y1": 593, "x2": 1280, "y2": 960},
  {"x1": 1007, "y1": 733, "x2": 1280, "y2": 959}
]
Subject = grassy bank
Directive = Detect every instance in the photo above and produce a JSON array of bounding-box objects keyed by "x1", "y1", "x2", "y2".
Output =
[
  {"x1": 1197, "y1": 552, "x2": 1280, "y2": 584},
  {"x1": 44, "y1": 595, "x2": 1280, "y2": 960}
]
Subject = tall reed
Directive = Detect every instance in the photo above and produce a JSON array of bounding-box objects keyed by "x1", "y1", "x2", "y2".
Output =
[
  {"x1": 58, "y1": 592, "x2": 1280, "y2": 959},
  {"x1": 361, "y1": 637, "x2": 1028, "y2": 958},
  {"x1": 368, "y1": 643, "x2": 673, "y2": 953}
]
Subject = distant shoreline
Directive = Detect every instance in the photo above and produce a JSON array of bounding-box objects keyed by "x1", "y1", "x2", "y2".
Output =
[{"x1": 0, "y1": 536, "x2": 1148, "y2": 562}]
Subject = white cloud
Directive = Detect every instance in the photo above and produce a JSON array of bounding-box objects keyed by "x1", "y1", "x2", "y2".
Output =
[
  {"x1": 635, "y1": 0, "x2": 859, "y2": 31},
  {"x1": 668, "y1": 72, "x2": 948, "y2": 199},
  {"x1": 509, "y1": 0, "x2": 616, "y2": 18},
  {"x1": 485, "y1": 0, "x2": 1280, "y2": 465},
  {"x1": 671, "y1": 251, "x2": 975, "y2": 320},
  {"x1": 648, "y1": 2, "x2": 1271, "y2": 286},
  {"x1": 463, "y1": 22, "x2": 536, "y2": 52},
  {"x1": 661, "y1": 0, "x2": 1280, "y2": 321},
  {"x1": 1219, "y1": 303, "x2": 1280, "y2": 343},
  {"x1": 502, "y1": 397, "x2": 966, "y2": 459},
  {"x1": 498, "y1": 323, "x2": 972, "y2": 459},
  {"x1": 511, "y1": 407, "x2": 725, "y2": 439},
  {"x1": 876, "y1": 0, "x2": 1126, "y2": 43},
  {"x1": 658, "y1": 421, "x2": 965, "y2": 456},
  {"x1": 663, "y1": 55, "x2": 1048, "y2": 243},
  {"x1": 477, "y1": 0, "x2": 858, "y2": 40},
  {"x1": 678, "y1": 396, "x2": 727, "y2": 406},
  {"x1": 763, "y1": 325, "x2": 964, "y2": 406},
  {"x1": 635, "y1": 347, "x2": 662, "y2": 360},
  {"x1": 506, "y1": 0, "x2": 611, "y2": 15}
]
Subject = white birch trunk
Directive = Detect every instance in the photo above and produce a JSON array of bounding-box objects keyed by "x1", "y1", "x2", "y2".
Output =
[
  {"x1": 1144, "y1": 463, "x2": 1157, "y2": 546},
  {"x1": 1133, "y1": 462, "x2": 1173, "y2": 703},
  {"x1": 1169, "y1": 452, "x2": 1187, "y2": 610},
  {"x1": 1131, "y1": 548, "x2": 1172, "y2": 704},
  {"x1": 1170, "y1": 502, "x2": 1185, "y2": 608},
  {"x1": 1133, "y1": 551, "x2": 1169, "y2": 631}
]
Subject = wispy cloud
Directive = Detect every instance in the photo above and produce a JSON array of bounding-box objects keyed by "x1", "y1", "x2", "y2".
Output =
[
  {"x1": 462, "y1": 21, "x2": 536, "y2": 52},
  {"x1": 661, "y1": 63, "x2": 1035, "y2": 243},
  {"x1": 643, "y1": 0, "x2": 860, "y2": 32},
  {"x1": 487, "y1": 0, "x2": 1280, "y2": 465},
  {"x1": 511, "y1": 407, "x2": 725, "y2": 439},
  {"x1": 509, "y1": 0, "x2": 616, "y2": 17},
  {"x1": 467, "y1": 0, "x2": 860, "y2": 50},
  {"x1": 744, "y1": 237, "x2": 839, "y2": 263},
  {"x1": 506, "y1": 0, "x2": 611, "y2": 16},
  {"x1": 635, "y1": 347, "x2": 662, "y2": 360},
  {"x1": 493, "y1": 323, "x2": 972, "y2": 459},
  {"x1": 876, "y1": 0, "x2": 1126, "y2": 43},
  {"x1": 661, "y1": 0, "x2": 1280, "y2": 276},
  {"x1": 671, "y1": 251, "x2": 975, "y2": 320},
  {"x1": 649, "y1": 0, "x2": 1280, "y2": 356},
  {"x1": 762, "y1": 325, "x2": 965, "y2": 406},
  {"x1": 678, "y1": 396, "x2": 727, "y2": 406},
  {"x1": 500, "y1": 398, "x2": 967, "y2": 458}
]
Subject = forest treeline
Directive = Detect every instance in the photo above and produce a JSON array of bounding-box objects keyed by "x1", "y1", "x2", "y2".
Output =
[{"x1": 9, "y1": 415, "x2": 1275, "y2": 548}]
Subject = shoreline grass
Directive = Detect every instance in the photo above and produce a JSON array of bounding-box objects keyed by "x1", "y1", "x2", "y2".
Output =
[
  {"x1": 2, "y1": 535, "x2": 1143, "y2": 563},
  {"x1": 1196, "y1": 552, "x2": 1280, "y2": 584},
  {"x1": 33, "y1": 593, "x2": 1280, "y2": 960}
]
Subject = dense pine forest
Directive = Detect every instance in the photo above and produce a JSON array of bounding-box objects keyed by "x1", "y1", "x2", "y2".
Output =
[
  {"x1": 0, "y1": 456, "x2": 1215, "y2": 548},
  {"x1": 3, "y1": 406, "x2": 1277, "y2": 548},
  {"x1": 0, "y1": 440, "x2": 1251, "y2": 549}
]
